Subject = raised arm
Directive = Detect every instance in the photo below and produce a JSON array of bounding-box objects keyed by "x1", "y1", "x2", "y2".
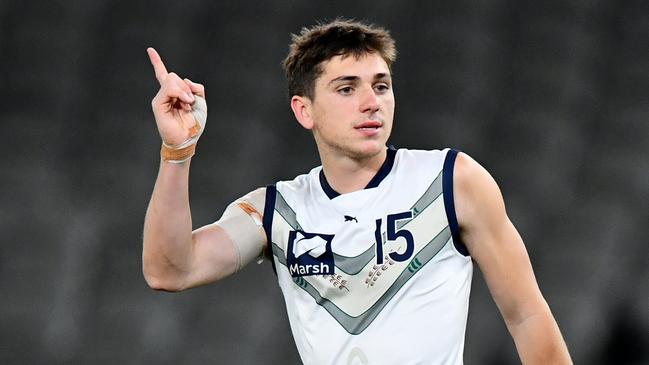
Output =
[
  {"x1": 142, "y1": 48, "x2": 264, "y2": 292},
  {"x1": 453, "y1": 152, "x2": 572, "y2": 364}
]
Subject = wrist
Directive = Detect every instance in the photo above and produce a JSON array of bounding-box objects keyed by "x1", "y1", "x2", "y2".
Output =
[
  {"x1": 158, "y1": 95, "x2": 207, "y2": 164},
  {"x1": 160, "y1": 141, "x2": 196, "y2": 163}
]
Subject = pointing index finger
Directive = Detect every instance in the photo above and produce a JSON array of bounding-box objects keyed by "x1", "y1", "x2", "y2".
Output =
[{"x1": 147, "y1": 47, "x2": 168, "y2": 85}]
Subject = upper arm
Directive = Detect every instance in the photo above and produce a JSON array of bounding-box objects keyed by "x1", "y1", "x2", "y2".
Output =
[
  {"x1": 181, "y1": 187, "x2": 268, "y2": 290},
  {"x1": 453, "y1": 153, "x2": 549, "y2": 325}
]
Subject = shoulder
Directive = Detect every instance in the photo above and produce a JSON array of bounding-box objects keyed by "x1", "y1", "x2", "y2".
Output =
[
  {"x1": 453, "y1": 152, "x2": 497, "y2": 192},
  {"x1": 391, "y1": 147, "x2": 449, "y2": 172},
  {"x1": 394, "y1": 146, "x2": 446, "y2": 159},
  {"x1": 275, "y1": 166, "x2": 321, "y2": 194},
  {"x1": 452, "y1": 152, "x2": 507, "y2": 236},
  {"x1": 228, "y1": 187, "x2": 267, "y2": 216},
  {"x1": 240, "y1": 186, "x2": 267, "y2": 200}
]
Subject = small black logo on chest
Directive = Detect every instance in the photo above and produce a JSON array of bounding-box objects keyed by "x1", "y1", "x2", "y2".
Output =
[{"x1": 344, "y1": 215, "x2": 358, "y2": 223}]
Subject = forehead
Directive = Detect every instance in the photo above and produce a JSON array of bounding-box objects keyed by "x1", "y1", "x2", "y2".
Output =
[{"x1": 317, "y1": 53, "x2": 390, "y2": 84}]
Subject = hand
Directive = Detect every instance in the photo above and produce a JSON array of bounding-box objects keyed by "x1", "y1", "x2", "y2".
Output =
[{"x1": 147, "y1": 47, "x2": 207, "y2": 147}]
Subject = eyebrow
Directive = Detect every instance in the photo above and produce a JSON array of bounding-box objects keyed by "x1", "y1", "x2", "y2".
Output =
[{"x1": 328, "y1": 73, "x2": 392, "y2": 86}]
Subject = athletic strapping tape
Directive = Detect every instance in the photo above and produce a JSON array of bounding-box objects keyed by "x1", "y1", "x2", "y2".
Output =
[{"x1": 161, "y1": 95, "x2": 207, "y2": 163}]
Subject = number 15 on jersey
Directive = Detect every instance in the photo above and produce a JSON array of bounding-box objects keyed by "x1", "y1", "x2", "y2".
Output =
[{"x1": 374, "y1": 211, "x2": 415, "y2": 265}]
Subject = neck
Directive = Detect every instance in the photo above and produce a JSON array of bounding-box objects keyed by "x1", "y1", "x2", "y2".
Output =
[{"x1": 319, "y1": 147, "x2": 388, "y2": 195}]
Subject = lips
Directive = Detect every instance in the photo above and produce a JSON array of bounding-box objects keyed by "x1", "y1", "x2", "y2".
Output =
[
  {"x1": 355, "y1": 120, "x2": 382, "y2": 130},
  {"x1": 354, "y1": 120, "x2": 382, "y2": 136}
]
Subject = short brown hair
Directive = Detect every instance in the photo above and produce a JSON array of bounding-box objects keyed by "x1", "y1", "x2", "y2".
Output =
[{"x1": 283, "y1": 19, "x2": 396, "y2": 99}]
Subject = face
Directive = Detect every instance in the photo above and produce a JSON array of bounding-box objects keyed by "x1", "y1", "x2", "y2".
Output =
[{"x1": 292, "y1": 52, "x2": 395, "y2": 161}]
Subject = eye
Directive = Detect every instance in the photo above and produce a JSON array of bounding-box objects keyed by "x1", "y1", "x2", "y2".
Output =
[
  {"x1": 374, "y1": 83, "x2": 390, "y2": 93},
  {"x1": 337, "y1": 86, "x2": 354, "y2": 95}
]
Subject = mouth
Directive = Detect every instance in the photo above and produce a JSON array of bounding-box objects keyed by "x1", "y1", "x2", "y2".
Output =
[
  {"x1": 354, "y1": 120, "x2": 382, "y2": 131},
  {"x1": 354, "y1": 120, "x2": 382, "y2": 137}
]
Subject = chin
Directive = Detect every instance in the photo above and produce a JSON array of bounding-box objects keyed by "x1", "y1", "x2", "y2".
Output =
[
  {"x1": 317, "y1": 135, "x2": 387, "y2": 161},
  {"x1": 347, "y1": 142, "x2": 386, "y2": 160}
]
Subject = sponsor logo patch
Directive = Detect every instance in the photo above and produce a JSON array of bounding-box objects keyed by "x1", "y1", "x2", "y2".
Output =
[{"x1": 287, "y1": 230, "x2": 335, "y2": 277}]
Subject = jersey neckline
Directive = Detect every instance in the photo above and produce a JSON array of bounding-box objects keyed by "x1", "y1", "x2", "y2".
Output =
[{"x1": 318, "y1": 146, "x2": 397, "y2": 200}]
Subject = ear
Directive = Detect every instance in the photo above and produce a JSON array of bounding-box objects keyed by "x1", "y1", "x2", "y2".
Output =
[{"x1": 290, "y1": 95, "x2": 314, "y2": 130}]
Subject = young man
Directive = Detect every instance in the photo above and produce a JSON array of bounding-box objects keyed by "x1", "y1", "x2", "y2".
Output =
[{"x1": 143, "y1": 20, "x2": 572, "y2": 364}]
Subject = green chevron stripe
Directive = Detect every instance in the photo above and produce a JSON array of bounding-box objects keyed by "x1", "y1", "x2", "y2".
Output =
[
  {"x1": 275, "y1": 227, "x2": 452, "y2": 335},
  {"x1": 275, "y1": 191, "x2": 301, "y2": 231},
  {"x1": 398, "y1": 171, "x2": 442, "y2": 229},
  {"x1": 271, "y1": 171, "x2": 444, "y2": 275}
]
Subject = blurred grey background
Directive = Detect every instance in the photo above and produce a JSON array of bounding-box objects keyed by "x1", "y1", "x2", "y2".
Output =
[{"x1": 1, "y1": 0, "x2": 648, "y2": 364}]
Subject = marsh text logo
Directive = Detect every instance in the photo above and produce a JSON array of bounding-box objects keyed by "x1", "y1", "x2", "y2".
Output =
[{"x1": 287, "y1": 230, "x2": 335, "y2": 277}]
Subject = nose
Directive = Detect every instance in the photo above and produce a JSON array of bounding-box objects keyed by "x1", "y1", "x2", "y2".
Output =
[{"x1": 359, "y1": 86, "x2": 380, "y2": 114}]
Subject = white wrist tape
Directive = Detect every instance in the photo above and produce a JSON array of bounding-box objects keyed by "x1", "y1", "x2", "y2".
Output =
[
  {"x1": 160, "y1": 95, "x2": 208, "y2": 163},
  {"x1": 189, "y1": 94, "x2": 207, "y2": 141},
  {"x1": 177, "y1": 95, "x2": 208, "y2": 148}
]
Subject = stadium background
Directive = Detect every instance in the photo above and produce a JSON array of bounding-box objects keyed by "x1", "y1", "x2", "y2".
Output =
[{"x1": 1, "y1": 0, "x2": 647, "y2": 363}]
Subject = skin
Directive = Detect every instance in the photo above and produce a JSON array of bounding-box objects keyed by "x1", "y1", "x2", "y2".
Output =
[
  {"x1": 143, "y1": 47, "x2": 239, "y2": 291},
  {"x1": 290, "y1": 53, "x2": 395, "y2": 194},
  {"x1": 454, "y1": 155, "x2": 573, "y2": 364},
  {"x1": 142, "y1": 48, "x2": 572, "y2": 364}
]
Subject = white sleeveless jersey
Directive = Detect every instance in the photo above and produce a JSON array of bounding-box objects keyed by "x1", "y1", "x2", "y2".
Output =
[{"x1": 263, "y1": 148, "x2": 473, "y2": 365}]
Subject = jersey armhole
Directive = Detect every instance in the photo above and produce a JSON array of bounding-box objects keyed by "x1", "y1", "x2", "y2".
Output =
[
  {"x1": 263, "y1": 184, "x2": 278, "y2": 275},
  {"x1": 442, "y1": 149, "x2": 470, "y2": 257}
]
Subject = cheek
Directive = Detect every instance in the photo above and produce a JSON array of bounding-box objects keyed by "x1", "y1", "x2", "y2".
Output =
[
  {"x1": 312, "y1": 105, "x2": 330, "y2": 126},
  {"x1": 315, "y1": 98, "x2": 349, "y2": 123},
  {"x1": 383, "y1": 99, "x2": 394, "y2": 116},
  {"x1": 383, "y1": 94, "x2": 395, "y2": 109}
]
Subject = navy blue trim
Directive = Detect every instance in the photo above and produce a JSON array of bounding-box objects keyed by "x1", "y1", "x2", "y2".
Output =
[
  {"x1": 263, "y1": 184, "x2": 278, "y2": 275},
  {"x1": 319, "y1": 169, "x2": 339, "y2": 199},
  {"x1": 442, "y1": 149, "x2": 470, "y2": 256},
  {"x1": 365, "y1": 145, "x2": 397, "y2": 189},
  {"x1": 319, "y1": 146, "x2": 397, "y2": 199}
]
